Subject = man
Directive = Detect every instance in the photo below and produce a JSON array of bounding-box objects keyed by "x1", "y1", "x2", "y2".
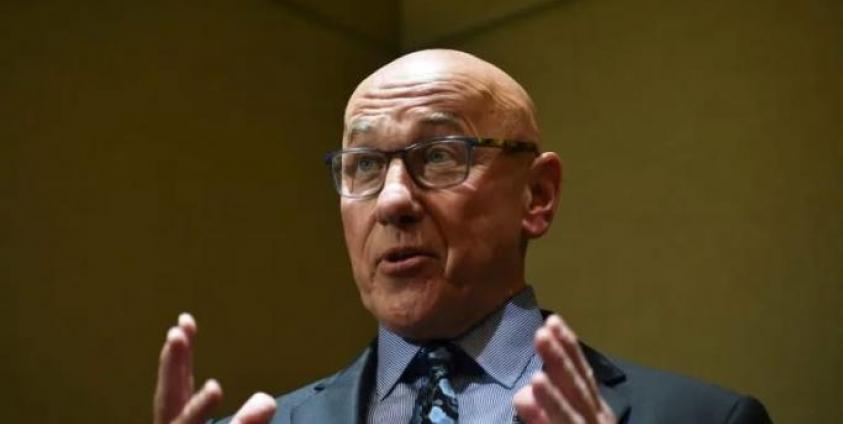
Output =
[{"x1": 153, "y1": 49, "x2": 771, "y2": 424}]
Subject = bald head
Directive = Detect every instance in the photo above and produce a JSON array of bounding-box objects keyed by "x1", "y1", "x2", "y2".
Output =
[{"x1": 344, "y1": 49, "x2": 540, "y2": 148}]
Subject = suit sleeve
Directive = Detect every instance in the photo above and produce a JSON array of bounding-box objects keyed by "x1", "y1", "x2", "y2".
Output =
[{"x1": 724, "y1": 396, "x2": 772, "y2": 424}]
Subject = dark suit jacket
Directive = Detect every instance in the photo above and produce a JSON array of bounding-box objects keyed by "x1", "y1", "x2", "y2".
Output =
[{"x1": 216, "y1": 341, "x2": 771, "y2": 423}]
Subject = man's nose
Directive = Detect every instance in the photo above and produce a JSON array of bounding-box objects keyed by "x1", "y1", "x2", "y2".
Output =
[{"x1": 374, "y1": 158, "x2": 423, "y2": 227}]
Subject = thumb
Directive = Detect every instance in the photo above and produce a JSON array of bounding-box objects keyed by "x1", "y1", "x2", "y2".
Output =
[{"x1": 230, "y1": 392, "x2": 276, "y2": 424}]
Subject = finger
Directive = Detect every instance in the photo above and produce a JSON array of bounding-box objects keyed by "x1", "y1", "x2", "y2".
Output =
[
  {"x1": 597, "y1": 398, "x2": 617, "y2": 423},
  {"x1": 230, "y1": 392, "x2": 277, "y2": 424},
  {"x1": 546, "y1": 315, "x2": 601, "y2": 405},
  {"x1": 531, "y1": 372, "x2": 581, "y2": 424},
  {"x1": 529, "y1": 372, "x2": 563, "y2": 422},
  {"x1": 178, "y1": 312, "x2": 197, "y2": 342},
  {"x1": 535, "y1": 327, "x2": 596, "y2": 416},
  {"x1": 513, "y1": 384, "x2": 551, "y2": 424},
  {"x1": 154, "y1": 326, "x2": 192, "y2": 424},
  {"x1": 175, "y1": 379, "x2": 223, "y2": 424},
  {"x1": 178, "y1": 313, "x2": 197, "y2": 393}
]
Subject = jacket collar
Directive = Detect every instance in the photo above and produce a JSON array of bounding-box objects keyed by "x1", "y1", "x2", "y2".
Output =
[
  {"x1": 289, "y1": 344, "x2": 376, "y2": 424},
  {"x1": 580, "y1": 342, "x2": 631, "y2": 422}
]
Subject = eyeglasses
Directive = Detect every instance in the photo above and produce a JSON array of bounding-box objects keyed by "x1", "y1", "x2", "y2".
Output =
[{"x1": 324, "y1": 136, "x2": 539, "y2": 199}]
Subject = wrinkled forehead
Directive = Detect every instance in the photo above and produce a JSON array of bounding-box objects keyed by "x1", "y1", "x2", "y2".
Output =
[{"x1": 343, "y1": 72, "x2": 493, "y2": 148}]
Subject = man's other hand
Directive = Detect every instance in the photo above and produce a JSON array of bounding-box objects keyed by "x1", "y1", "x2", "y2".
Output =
[
  {"x1": 153, "y1": 313, "x2": 277, "y2": 424},
  {"x1": 513, "y1": 315, "x2": 616, "y2": 424}
]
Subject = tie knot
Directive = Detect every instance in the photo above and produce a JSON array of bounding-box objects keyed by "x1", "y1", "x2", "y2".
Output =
[
  {"x1": 419, "y1": 344, "x2": 455, "y2": 372},
  {"x1": 405, "y1": 343, "x2": 481, "y2": 384}
]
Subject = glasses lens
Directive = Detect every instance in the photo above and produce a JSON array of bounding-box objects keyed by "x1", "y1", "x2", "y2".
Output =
[
  {"x1": 407, "y1": 140, "x2": 470, "y2": 188},
  {"x1": 332, "y1": 151, "x2": 386, "y2": 197}
]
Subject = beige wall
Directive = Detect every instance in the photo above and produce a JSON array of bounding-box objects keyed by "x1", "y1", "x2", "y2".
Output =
[
  {"x1": 2, "y1": 0, "x2": 839, "y2": 422},
  {"x1": 403, "y1": 0, "x2": 841, "y2": 422},
  {"x1": 0, "y1": 1, "x2": 393, "y2": 422}
]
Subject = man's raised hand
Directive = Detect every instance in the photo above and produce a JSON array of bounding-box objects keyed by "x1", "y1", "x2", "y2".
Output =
[
  {"x1": 153, "y1": 313, "x2": 276, "y2": 424},
  {"x1": 513, "y1": 315, "x2": 616, "y2": 424}
]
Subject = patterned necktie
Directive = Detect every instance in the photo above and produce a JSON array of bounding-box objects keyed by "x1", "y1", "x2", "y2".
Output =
[{"x1": 410, "y1": 344, "x2": 459, "y2": 424}]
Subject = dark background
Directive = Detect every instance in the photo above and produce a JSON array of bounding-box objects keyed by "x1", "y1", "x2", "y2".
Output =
[{"x1": 1, "y1": 0, "x2": 840, "y2": 422}]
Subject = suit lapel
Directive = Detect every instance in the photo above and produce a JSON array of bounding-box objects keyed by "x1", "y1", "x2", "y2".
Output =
[
  {"x1": 581, "y1": 343, "x2": 631, "y2": 421},
  {"x1": 289, "y1": 345, "x2": 376, "y2": 424},
  {"x1": 598, "y1": 381, "x2": 631, "y2": 422}
]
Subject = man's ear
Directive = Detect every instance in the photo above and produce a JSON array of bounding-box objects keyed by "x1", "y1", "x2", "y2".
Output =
[{"x1": 522, "y1": 152, "x2": 562, "y2": 239}]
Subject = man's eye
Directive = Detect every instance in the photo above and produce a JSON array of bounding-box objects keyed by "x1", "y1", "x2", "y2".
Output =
[
  {"x1": 425, "y1": 147, "x2": 455, "y2": 164},
  {"x1": 356, "y1": 157, "x2": 380, "y2": 173}
]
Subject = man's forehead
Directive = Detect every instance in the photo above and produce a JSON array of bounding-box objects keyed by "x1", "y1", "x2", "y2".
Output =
[
  {"x1": 345, "y1": 71, "x2": 482, "y2": 116},
  {"x1": 343, "y1": 75, "x2": 486, "y2": 145}
]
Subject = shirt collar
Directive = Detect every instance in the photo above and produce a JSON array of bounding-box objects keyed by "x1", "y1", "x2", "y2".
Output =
[
  {"x1": 375, "y1": 322, "x2": 422, "y2": 399},
  {"x1": 375, "y1": 286, "x2": 543, "y2": 399}
]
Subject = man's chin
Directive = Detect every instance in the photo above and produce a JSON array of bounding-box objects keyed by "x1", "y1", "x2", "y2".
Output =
[
  {"x1": 381, "y1": 316, "x2": 443, "y2": 341},
  {"x1": 376, "y1": 302, "x2": 471, "y2": 341},
  {"x1": 360, "y1": 275, "x2": 466, "y2": 340},
  {"x1": 372, "y1": 298, "x2": 443, "y2": 340}
]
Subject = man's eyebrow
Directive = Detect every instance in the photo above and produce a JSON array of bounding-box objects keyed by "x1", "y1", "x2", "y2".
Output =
[
  {"x1": 418, "y1": 112, "x2": 463, "y2": 130},
  {"x1": 347, "y1": 119, "x2": 374, "y2": 138},
  {"x1": 346, "y1": 112, "x2": 464, "y2": 146}
]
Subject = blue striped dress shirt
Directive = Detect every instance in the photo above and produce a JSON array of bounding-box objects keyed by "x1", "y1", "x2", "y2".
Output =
[{"x1": 367, "y1": 286, "x2": 545, "y2": 424}]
